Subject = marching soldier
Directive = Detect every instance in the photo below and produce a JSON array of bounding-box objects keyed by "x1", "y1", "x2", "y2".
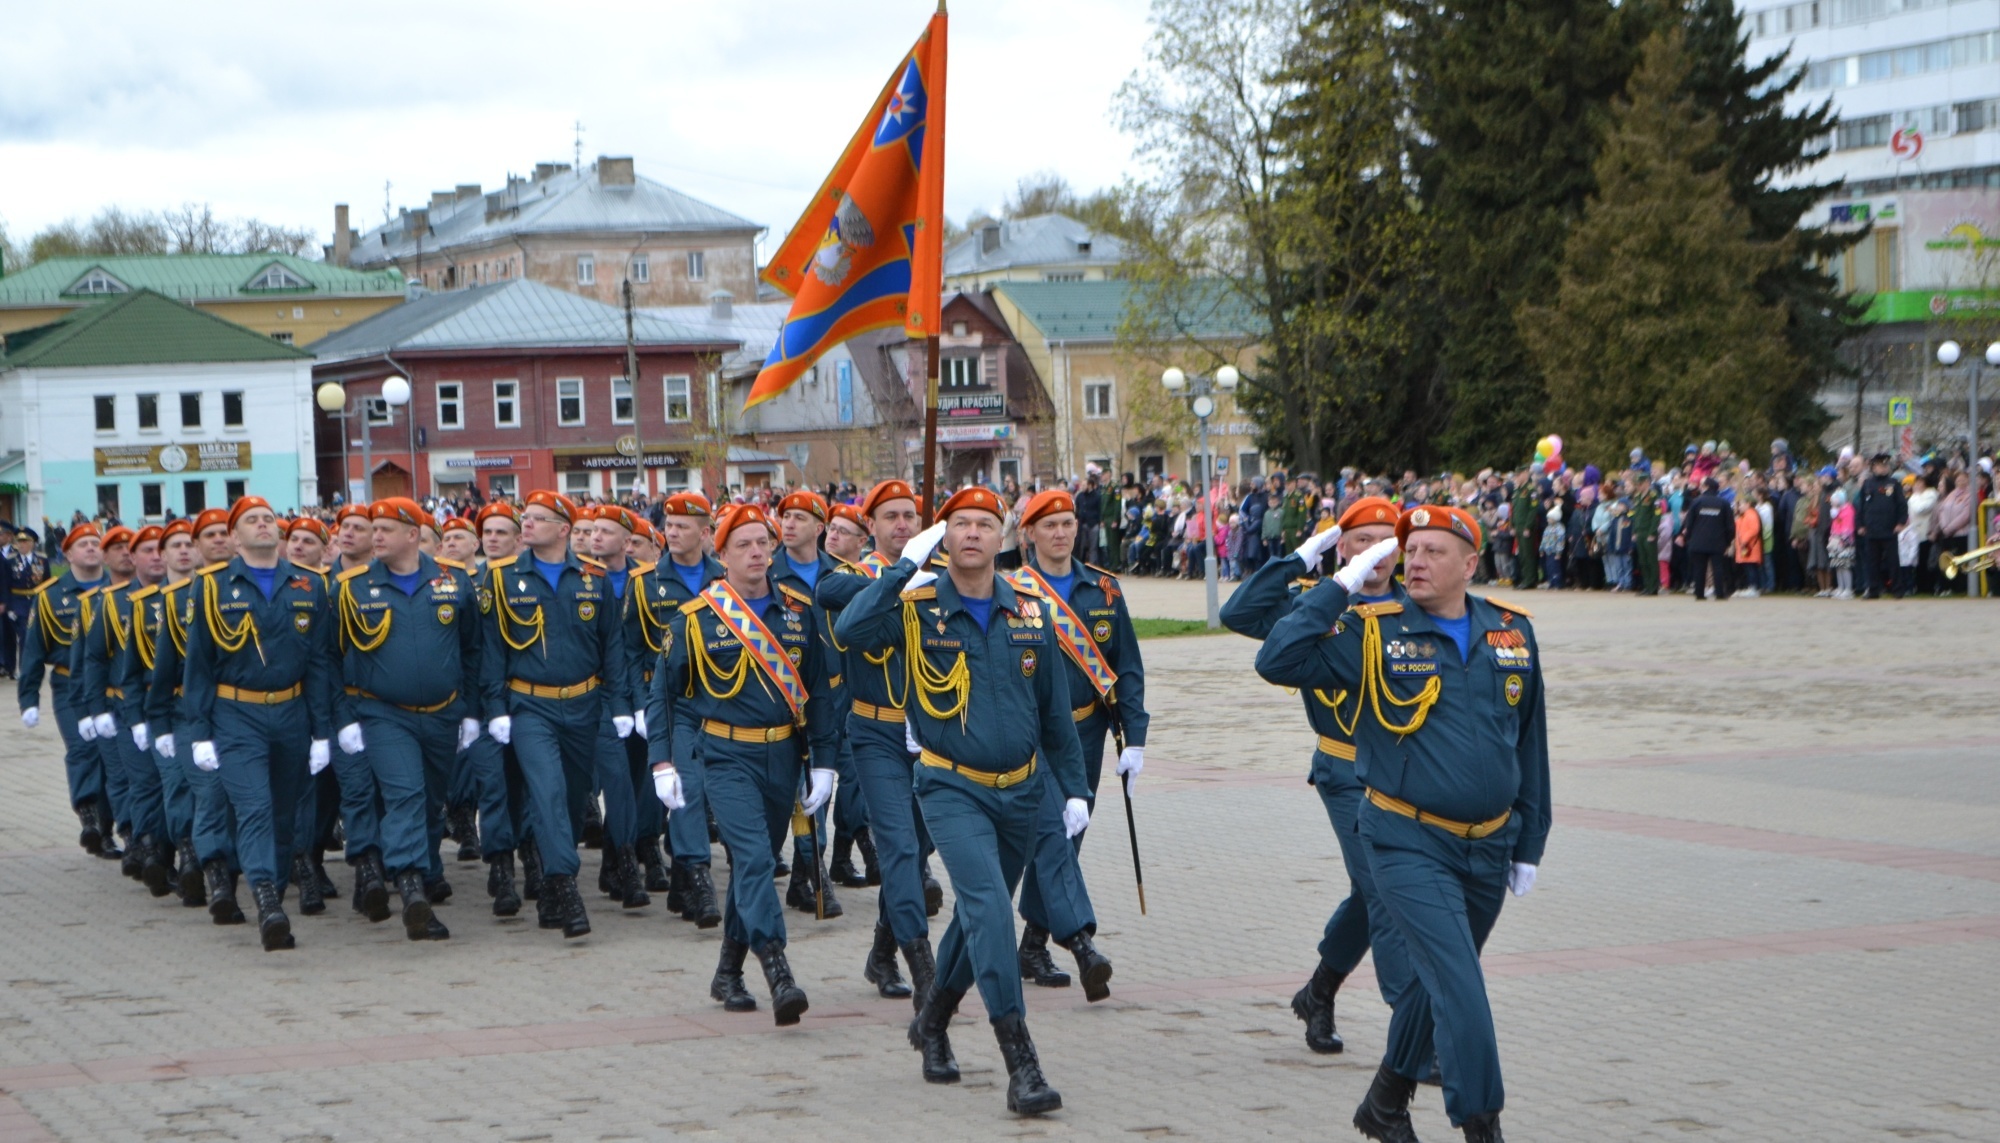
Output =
[
  {"x1": 133, "y1": 520, "x2": 209, "y2": 910},
  {"x1": 769, "y1": 488, "x2": 850, "y2": 920},
  {"x1": 623, "y1": 520, "x2": 671, "y2": 895},
  {"x1": 1220, "y1": 495, "x2": 1401, "y2": 1055},
  {"x1": 645, "y1": 491, "x2": 725, "y2": 927},
  {"x1": 438, "y1": 514, "x2": 484, "y2": 861},
  {"x1": 1011, "y1": 488, "x2": 1133, "y2": 1000},
  {"x1": 280, "y1": 518, "x2": 343, "y2": 915},
  {"x1": 74, "y1": 527, "x2": 159, "y2": 884},
  {"x1": 837, "y1": 487, "x2": 1088, "y2": 1117},
  {"x1": 286, "y1": 517, "x2": 331, "y2": 570},
  {"x1": 89, "y1": 526, "x2": 175, "y2": 894},
  {"x1": 328, "y1": 503, "x2": 388, "y2": 916},
  {"x1": 467, "y1": 502, "x2": 524, "y2": 916},
  {"x1": 180, "y1": 498, "x2": 338, "y2": 951},
  {"x1": 18, "y1": 523, "x2": 117, "y2": 857},
  {"x1": 821, "y1": 504, "x2": 884, "y2": 887},
  {"x1": 1256, "y1": 506, "x2": 1550, "y2": 1143},
  {"x1": 479, "y1": 491, "x2": 633, "y2": 939},
  {"x1": 647, "y1": 505, "x2": 839, "y2": 1025},
  {"x1": 581, "y1": 505, "x2": 650, "y2": 910},
  {"x1": 331, "y1": 498, "x2": 477, "y2": 941}
]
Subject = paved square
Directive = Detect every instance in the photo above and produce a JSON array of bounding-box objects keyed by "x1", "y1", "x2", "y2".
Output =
[{"x1": 1, "y1": 582, "x2": 1996, "y2": 1141}]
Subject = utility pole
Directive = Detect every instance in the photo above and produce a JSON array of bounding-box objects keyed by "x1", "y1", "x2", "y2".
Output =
[{"x1": 624, "y1": 278, "x2": 645, "y2": 502}]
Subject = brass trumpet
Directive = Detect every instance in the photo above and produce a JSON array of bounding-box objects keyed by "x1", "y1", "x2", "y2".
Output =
[{"x1": 1939, "y1": 541, "x2": 2000, "y2": 579}]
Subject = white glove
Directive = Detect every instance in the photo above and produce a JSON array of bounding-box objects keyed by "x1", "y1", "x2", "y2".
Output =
[
  {"x1": 1333, "y1": 537, "x2": 1400, "y2": 592},
  {"x1": 309, "y1": 739, "x2": 331, "y2": 775},
  {"x1": 458, "y1": 718, "x2": 480, "y2": 751},
  {"x1": 1063, "y1": 797, "x2": 1090, "y2": 839},
  {"x1": 337, "y1": 722, "x2": 365, "y2": 755},
  {"x1": 78, "y1": 717, "x2": 98, "y2": 741},
  {"x1": 487, "y1": 715, "x2": 512, "y2": 745},
  {"x1": 802, "y1": 767, "x2": 836, "y2": 815},
  {"x1": 633, "y1": 709, "x2": 649, "y2": 738},
  {"x1": 904, "y1": 719, "x2": 920, "y2": 755},
  {"x1": 902, "y1": 520, "x2": 948, "y2": 567},
  {"x1": 20, "y1": 706, "x2": 38, "y2": 729},
  {"x1": 132, "y1": 723, "x2": 150, "y2": 752},
  {"x1": 1116, "y1": 745, "x2": 1143, "y2": 789},
  {"x1": 155, "y1": 733, "x2": 175, "y2": 759},
  {"x1": 1292, "y1": 524, "x2": 1341, "y2": 568},
  {"x1": 651, "y1": 766, "x2": 686, "y2": 810},
  {"x1": 1508, "y1": 862, "x2": 1538, "y2": 897},
  {"x1": 192, "y1": 741, "x2": 220, "y2": 771},
  {"x1": 93, "y1": 713, "x2": 117, "y2": 739},
  {"x1": 612, "y1": 714, "x2": 634, "y2": 739}
]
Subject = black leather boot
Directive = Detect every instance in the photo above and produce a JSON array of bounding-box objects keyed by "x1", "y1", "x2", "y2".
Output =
[
  {"x1": 829, "y1": 830, "x2": 866, "y2": 888},
  {"x1": 684, "y1": 864, "x2": 722, "y2": 928},
  {"x1": 293, "y1": 852, "x2": 325, "y2": 914},
  {"x1": 617, "y1": 846, "x2": 650, "y2": 909},
  {"x1": 802, "y1": 855, "x2": 842, "y2": 919},
  {"x1": 907, "y1": 982, "x2": 963, "y2": 1083},
  {"x1": 1353, "y1": 1062, "x2": 1421, "y2": 1143},
  {"x1": 1291, "y1": 963, "x2": 1346, "y2": 1054},
  {"x1": 395, "y1": 869, "x2": 435, "y2": 942},
  {"x1": 451, "y1": 805, "x2": 480, "y2": 862},
  {"x1": 855, "y1": 825, "x2": 881, "y2": 886},
  {"x1": 140, "y1": 837, "x2": 174, "y2": 897},
  {"x1": 177, "y1": 840, "x2": 206, "y2": 907},
  {"x1": 597, "y1": 844, "x2": 617, "y2": 897},
  {"x1": 536, "y1": 883, "x2": 561, "y2": 930},
  {"x1": 1460, "y1": 1111, "x2": 1503, "y2": 1142},
  {"x1": 203, "y1": 858, "x2": 243, "y2": 925},
  {"x1": 993, "y1": 1014, "x2": 1061, "y2": 1115},
  {"x1": 424, "y1": 874, "x2": 453, "y2": 904},
  {"x1": 101, "y1": 821, "x2": 125, "y2": 860},
  {"x1": 666, "y1": 862, "x2": 687, "y2": 914},
  {"x1": 581, "y1": 798, "x2": 605, "y2": 849},
  {"x1": 549, "y1": 873, "x2": 590, "y2": 938},
  {"x1": 900, "y1": 936, "x2": 937, "y2": 1015},
  {"x1": 920, "y1": 856, "x2": 942, "y2": 916},
  {"x1": 1056, "y1": 929, "x2": 1113, "y2": 1002},
  {"x1": 488, "y1": 851, "x2": 521, "y2": 917},
  {"x1": 710, "y1": 938, "x2": 757, "y2": 1012},
  {"x1": 785, "y1": 867, "x2": 808, "y2": 911},
  {"x1": 77, "y1": 803, "x2": 104, "y2": 855},
  {"x1": 640, "y1": 836, "x2": 670, "y2": 893},
  {"x1": 120, "y1": 833, "x2": 144, "y2": 880},
  {"x1": 863, "y1": 921, "x2": 911, "y2": 998},
  {"x1": 313, "y1": 849, "x2": 338, "y2": 899},
  {"x1": 753, "y1": 941, "x2": 809, "y2": 1026},
  {"x1": 520, "y1": 836, "x2": 543, "y2": 901},
  {"x1": 251, "y1": 880, "x2": 293, "y2": 951},
  {"x1": 1018, "y1": 923, "x2": 1070, "y2": 988},
  {"x1": 357, "y1": 852, "x2": 391, "y2": 922}
]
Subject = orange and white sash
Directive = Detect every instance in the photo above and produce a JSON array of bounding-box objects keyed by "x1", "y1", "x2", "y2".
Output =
[
  {"x1": 701, "y1": 581, "x2": 808, "y2": 725},
  {"x1": 1009, "y1": 567, "x2": 1119, "y2": 702},
  {"x1": 848, "y1": 551, "x2": 894, "y2": 580}
]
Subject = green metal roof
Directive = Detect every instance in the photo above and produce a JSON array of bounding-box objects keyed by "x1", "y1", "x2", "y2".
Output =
[
  {"x1": 0, "y1": 252, "x2": 404, "y2": 307},
  {"x1": 0, "y1": 289, "x2": 314, "y2": 368},
  {"x1": 992, "y1": 279, "x2": 1266, "y2": 342}
]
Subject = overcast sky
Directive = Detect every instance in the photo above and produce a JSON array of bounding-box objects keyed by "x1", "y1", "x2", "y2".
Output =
[{"x1": 0, "y1": 0, "x2": 1157, "y2": 255}]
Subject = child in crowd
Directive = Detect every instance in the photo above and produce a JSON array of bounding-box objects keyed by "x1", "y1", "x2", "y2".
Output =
[
  {"x1": 1604, "y1": 499, "x2": 1634, "y2": 590},
  {"x1": 1734, "y1": 497, "x2": 1764, "y2": 598},
  {"x1": 1539, "y1": 504, "x2": 1567, "y2": 589},
  {"x1": 1828, "y1": 488, "x2": 1856, "y2": 599}
]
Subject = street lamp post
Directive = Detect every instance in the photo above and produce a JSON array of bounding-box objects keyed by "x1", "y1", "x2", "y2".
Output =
[
  {"x1": 316, "y1": 377, "x2": 410, "y2": 505},
  {"x1": 1933, "y1": 339, "x2": 1995, "y2": 597},
  {"x1": 1162, "y1": 364, "x2": 1241, "y2": 628}
]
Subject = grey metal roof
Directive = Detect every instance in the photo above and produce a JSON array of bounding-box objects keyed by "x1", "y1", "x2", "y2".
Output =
[
  {"x1": 307, "y1": 279, "x2": 730, "y2": 362},
  {"x1": 350, "y1": 160, "x2": 763, "y2": 266},
  {"x1": 993, "y1": 279, "x2": 1266, "y2": 342},
  {"x1": 943, "y1": 213, "x2": 1126, "y2": 277},
  {"x1": 727, "y1": 446, "x2": 790, "y2": 464},
  {"x1": 644, "y1": 299, "x2": 788, "y2": 376}
]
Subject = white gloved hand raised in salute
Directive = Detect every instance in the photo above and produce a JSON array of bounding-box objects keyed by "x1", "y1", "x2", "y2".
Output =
[
  {"x1": 1292, "y1": 523, "x2": 1341, "y2": 571},
  {"x1": 1333, "y1": 537, "x2": 1400, "y2": 593},
  {"x1": 901, "y1": 520, "x2": 949, "y2": 568}
]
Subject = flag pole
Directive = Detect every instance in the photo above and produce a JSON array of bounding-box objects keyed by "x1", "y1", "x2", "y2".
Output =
[{"x1": 920, "y1": 335, "x2": 940, "y2": 525}]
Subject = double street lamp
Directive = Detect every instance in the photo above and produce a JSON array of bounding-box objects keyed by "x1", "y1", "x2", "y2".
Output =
[
  {"x1": 316, "y1": 377, "x2": 410, "y2": 505},
  {"x1": 1934, "y1": 339, "x2": 1997, "y2": 595},
  {"x1": 1161, "y1": 364, "x2": 1241, "y2": 628}
]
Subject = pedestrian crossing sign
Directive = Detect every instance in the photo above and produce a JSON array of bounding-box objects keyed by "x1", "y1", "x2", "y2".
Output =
[{"x1": 1888, "y1": 396, "x2": 1912, "y2": 426}]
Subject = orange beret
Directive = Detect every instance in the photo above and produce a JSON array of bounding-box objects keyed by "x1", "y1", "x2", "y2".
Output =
[
  {"x1": 132, "y1": 525, "x2": 166, "y2": 548},
  {"x1": 440, "y1": 516, "x2": 476, "y2": 535},
  {"x1": 778, "y1": 490, "x2": 828, "y2": 522},
  {"x1": 860, "y1": 480, "x2": 917, "y2": 518},
  {"x1": 336, "y1": 503, "x2": 372, "y2": 525},
  {"x1": 61, "y1": 523, "x2": 101, "y2": 552},
  {"x1": 829, "y1": 503, "x2": 866, "y2": 530},
  {"x1": 1396, "y1": 504, "x2": 1482, "y2": 551},
  {"x1": 662, "y1": 491, "x2": 713, "y2": 518},
  {"x1": 524, "y1": 490, "x2": 573, "y2": 523},
  {"x1": 940, "y1": 486, "x2": 1008, "y2": 521},
  {"x1": 633, "y1": 520, "x2": 661, "y2": 545},
  {"x1": 1019, "y1": 489, "x2": 1075, "y2": 529},
  {"x1": 370, "y1": 497, "x2": 430, "y2": 529},
  {"x1": 100, "y1": 526, "x2": 135, "y2": 550},
  {"x1": 595, "y1": 506, "x2": 638, "y2": 534},
  {"x1": 713, "y1": 504, "x2": 773, "y2": 549},
  {"x1": 286, "y1": 517, "x2": 329, "y2": 541},
  {"x1": 1338, "y1": 496, "x2": 1398, "y2": 532},
  {"x1": 476, "y1": 502, "x2": 520, "y2": 527},
  {"x1": 227, "y1": 496, "x2": 273, "y2": 530},
  {"x1": 192, "y1": 508, "x2": 231, "y2": 536},
  {"x1": 162, "y1": 519, "x2": 194, "y2": 541}
]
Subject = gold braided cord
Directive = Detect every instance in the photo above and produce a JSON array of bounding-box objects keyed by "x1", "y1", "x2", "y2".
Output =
[
  {"x1": 633, "y1": 573, "x2": 670, "y2": 654},
  {"x1": 688, "y1": 614, "x2": 755, "y2": 701},
  {"x1": 490, "y1": 566, "x2": 546, "y2": 652},
  {"x1": 202, "y1": 574, "x2": 264, "y2": 658},
  {"x1": 133, "y1": 598, "x2": 157, "y2": 672},
  {"x1": 903, "y1": 601, "x2": 968, "y2": 724},
  {"x1": 338, "y1": 578, "x2": 391, "y2": 653},
  {"x1": 78, "y1": 593, "x2": 96, "y2": 638},
  {"x1": 1359, "y1": 616, "x2": 1439, "y2": 737},
  {"x1": 103, "y1": 591, "x2": 130, "y2": 652},
  {"x1": 163, "y1": 586, "x2": 190, "y2": 658},
  {"x1": 36, "y1": 589, "x2": 75, "y2": 648},
  {"x1": 1313, "y1": 687, "x2": 1360, "y2": 737},
  {"x1": 863, "y1": 644, "x2": 908, "y2": 706}
]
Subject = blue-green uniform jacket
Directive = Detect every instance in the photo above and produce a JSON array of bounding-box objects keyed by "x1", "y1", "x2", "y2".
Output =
[
  {"x1": 816, "y1": 555, "x2": 907, "y2": 719},
  {"x1": 332, "y1": 555, "x2": 479, "y2": 723},
  {"x1": 646, "y1": 580, "x2": 838, "y2": 773},
  {"x1": 625, "y1": 555, "x2": 723, "y2": 715},
  {"x1": 1023, "y1": 555, "x2": 1148, "y2": 747},
  {"x1": 834, "y1": 559, "x2": 1088, "y2": 801},
  {"x1": 74, "y1": 581, "x2": 137, "y2": 719},
  {"x1": 1253, "y1": 581, "x2": 1551, "y2": 865},
  {"x1": 17, "y1": 570, "x2": 98, "y2": 712},
  {"x1": 478, "y1": 552, "x2": 633, "y2": 721},
  {"x1": 179, "y1": 557, "x2": 339, "y2": 743},
  {"x1": 112, "y1": 583, "x2": 169, "y2": 729},
  {"x1": 143, "y1": 576, "x2": 203, "y2": 735},
  {"x1": 770, "y1": 549, "x2": 847, "y2": 718}
]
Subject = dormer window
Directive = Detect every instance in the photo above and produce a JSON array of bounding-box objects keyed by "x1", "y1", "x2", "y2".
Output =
[
  {"x1": 245, "y1": 262, "x2": 310, "y2": 291},
  {"x1": 65, "y1": 268, "x2": 129, "y2": 296}
]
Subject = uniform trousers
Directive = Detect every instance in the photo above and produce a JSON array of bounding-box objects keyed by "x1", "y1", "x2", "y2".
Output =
[
  {"x1": 462, "y1": 735, "x2": 517, "y2": 858},
  {"x1": 593, "y1": 716, "x2": 640, "y2": 851},
  {"x1": 848, "y1": 717, "x2": 932, "y2": 943},
  {"x1": 922, "y1": 761, "x2": 1039, "y2": 1022},
  {"x1": 626, "y1": 735, "x2": 663, "y2": 848},
  {"x1": 1014, "y1": 761, "x2": 1097, "y2": 942},
  {"x1": 832, "y1": 727, "x2": 868, "y2": 837},
  {"x1": 664, "y1": 734, "x2": 713, "y2": 868},
  {"x1": 506, "y1": 693, "x2": 599, "y2": 878},
  {"x1": 152, "y1": 725, "x2": 193, "y2": 844},
  {"x1": 704, "y1": 733, "x2": 802, "y2": 950},
  {"x1": 52, "y1": 682, "x2": 111, "y2": 819},
  {"x1": 1312, "y1": 748, "x2": 1374, "y2": 974},
  {"x1": 330, "y1": 744, "x2": 382, "y2": 864},
  {"x1": 355, "y1": 698, "x2": 459, "y2": 878},
  {"x1": 180, "y1": 735, "x2": 237, "y2": 869},
  {"x1": 108, "y1": 730, "x2": 165, "y2": 845},
  {"x1": 209, "y1": 696, "x2": 310, "y2": 889},
  {"x1": 96, "y1": 733, "x2": 131, "y2": 832},
  {"x1": 1361, "y1": 800, "x2": 1517, "y2": 1125}
]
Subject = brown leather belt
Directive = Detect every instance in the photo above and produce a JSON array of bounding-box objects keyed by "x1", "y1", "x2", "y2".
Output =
[
  {"x1": 702, "y1": 719, "x2": 793, "y2": 743},
  {"x1": 508, "y1": 676, "x2": 600, "y2": 700},
  {"x1": 217, "y1": 683, "x2": 303, "y2": 705},
  {"x1": 346, "y1": 685, "x2": 457, "y2": 714},
  {"x1": 851, "y1": 699, "x2": 904, "y2": 723},
  {"x1": 1366, "y1": 788, "x2": 1510, "y2": 839},
  {"x1": 918, "y1": 748, "x2": 1035, "y2": 789}
]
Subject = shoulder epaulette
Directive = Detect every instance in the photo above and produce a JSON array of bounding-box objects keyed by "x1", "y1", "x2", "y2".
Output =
[
  {"x1": 678, "y1": 598, "x2": 706, "y2": 615},
  {"x1": 777, "y1": 582, "x2": 813, "y2": 606},
  {"x1": 900, "y1": 585, "x2": 937, "y2": 602},
  {"x1": 487, "y1": 554, "x2": 518, "y2": 570},
  {"x1": 1351, "y1": 601, "x2": 1403, "y2": 619},
  {"x1": 31, "y1": 576, "x2": 60, "y2": 594},
  {"x1": 1485, "y1": 597, "x2": 1533, "y2": 619},
  {"x1": 197, "y1": 561, "x2": 229, "y2": 576},
  {"x1": 1081, "y1": 561, "x2": 1119, "y2": 580},
  {"x1": 335, "y1": 564, "x2": 370, "y2": 583},
  {"x1": 631, "y1": 560, "x2": 658, "y2": 576},
  {"x1": 1009, "y1": 576, "x2": 1046, "y2": 600},
  {"x1": 435, "y1": 558, "x2": 467, "y2": 571},
  {"x1": 298, "y1": 563, "x2": 330, "y2": 577},
  {"x1": 78, "y1": 586, "x2": 101, "y2": 600},
  {"x1": 129, "y1": 584, "x2": 161, "y2": 601},
  {"x1": 927, "y1": 553, "x2": 949, "y2": 568},
  {"x1": 578, "y1": 556, "x2": 608, "y2": 571}
]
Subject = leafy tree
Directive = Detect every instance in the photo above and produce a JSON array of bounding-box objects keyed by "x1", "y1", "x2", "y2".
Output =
[{"x1": 1001, "y1": 171, "x2": 1133, "y2": 237}]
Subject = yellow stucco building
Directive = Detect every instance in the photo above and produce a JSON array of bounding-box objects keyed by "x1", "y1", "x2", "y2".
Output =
[{"x1": 0, "y1": 253, "x2": 405, "y2": 344}]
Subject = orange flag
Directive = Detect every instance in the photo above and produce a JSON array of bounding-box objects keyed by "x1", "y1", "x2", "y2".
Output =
[{"x1": 746, "y1": 9, "x2": 947, "y2": 410}]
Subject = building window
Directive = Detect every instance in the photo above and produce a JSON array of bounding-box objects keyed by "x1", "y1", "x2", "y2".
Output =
[
  {"x1": 1837, "y1": 114, "x2": 1892, "y2": 151},
  {"x1": 271, "y1": 331, "x2": 294, "y2": 344},
  {"x1": 1044, "y1": 272, "x2": 1085, "y2": 283},
  {"x1": 837, "y1": 360, "x2": 854, "y2": 424},
  {"x1": 562, "y1": 472, "x2": 594, "y2": 497},
  {"x1": 183, "y1": 480, "x2": 206, "y2": 515},
  {"x1": 632, "y1": 255, "x2": 650, "y2": 283},
  {"x1": 1083, "y1": 381, "x2": 1114, "y2": 419},
  {"x1": 943, "y1": 356, "x2": 980, "y2": 388},
  {"x1": 137, "y1": 393, "x2": 160, "y2": 430},
  {"x1": 95, "y1": 395, "x2": 116, "y2": 432},
  {"x1": 66, "y1": 269, "x2": 128, "y2": 296},
  {"x1": 141, "y1": 483, "x2": 164, "y2": 519},
  {"x1": 225, "y1": 479, "x2": 247, "y2": 502},
  {"x1": 493, "y1": 380, "x2": 520, "y2": 427},
  {"x1": 180, "y1": 393, "x2": 202, "y2": 429},
  {"x1": 1238, "y1": 451, "x2": 1264, "y2": 480},
  {"x1": 488, "y1": 474, "x2": 517, "y2": 499},
  {"x1": 437, "y1": 382, "x2": 463, "y2": 429},
  {"x1": 612, "y1": 377, "x2": 635, "y2": 424},
  {"x1": 1956, "y1": 98, "x2": 2000, "y2": 134},
  {"x1": 577, "y1": 255, "x2": 596, "y2": 285},
  {"x1": 687, "y1": 251, "x2": 705, "y2": 281},
  {"x1": 659, "y1": 467, "x2": 691, "y2": 493},
  {"x1": 97, "y1": 484, "x2": 120, "y2": 518},
  {"x1": 558, "y1": 378, "x2": 585, "y2": 425},
  {"x1": 612, "y1": 469, "x2": 640, "y2": 496},
  {"x1": 365, "y1": 397, "x2": 393, "y2": 426},
  {"x1": 998, "y1": 457, "x2": 1022, "y2": 487},
  {"x1": 246, "y1": 263, "x2": 308, "y2": 291},
  {"x1": 222, "y1": 391, "x2": 245, "y2": 428},
  {"x1": 663, "y1": 375, "x2": 691, "y2": 422}
]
